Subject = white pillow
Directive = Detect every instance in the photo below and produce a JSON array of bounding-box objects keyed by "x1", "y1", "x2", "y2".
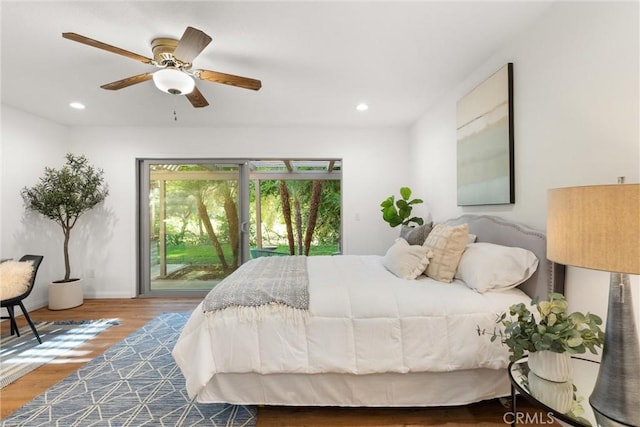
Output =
[
  {"x1": 0, "y1": 260, "x2": 34, "y2": 300},
  {"x1": 382, "y1": 238, "x2": 433, "y2": 280},
  {"x1": 455, "y1": 242, "x2": 539, "y2": 293}
]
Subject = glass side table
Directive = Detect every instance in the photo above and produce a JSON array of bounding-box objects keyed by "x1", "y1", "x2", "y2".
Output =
[{"x1": 508, "y1": 356, "x2": 601, "y2": 427}]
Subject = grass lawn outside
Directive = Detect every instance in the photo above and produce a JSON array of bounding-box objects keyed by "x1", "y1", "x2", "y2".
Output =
[{"x1": 164, "y1": 243, "x2": 339, "y2": 265}]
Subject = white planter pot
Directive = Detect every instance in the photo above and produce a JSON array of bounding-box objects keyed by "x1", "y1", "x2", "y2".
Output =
[
  {"x1": 48, "y1": 279, "x2": 84, "y2": 310},
  {"x1": 527, "y1": 371, "x2": 574, "y2": 414},
  {"x1": 528, "y1": 350, "x2": 573, "y2": 382}
]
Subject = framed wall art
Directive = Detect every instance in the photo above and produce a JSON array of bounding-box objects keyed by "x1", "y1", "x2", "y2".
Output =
[{"x1": 456, "y1": 63, "x2": 514, "y2": 206}]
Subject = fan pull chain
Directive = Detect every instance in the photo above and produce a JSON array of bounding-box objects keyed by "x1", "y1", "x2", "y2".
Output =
[{"x1": 173, "y1": 96, "x2": 178, "y2": 121}]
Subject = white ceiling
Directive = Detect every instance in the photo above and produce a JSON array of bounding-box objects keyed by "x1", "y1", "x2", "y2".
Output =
[{"x1": 1, "y1": 1, "x2": 553, "y2": 128}]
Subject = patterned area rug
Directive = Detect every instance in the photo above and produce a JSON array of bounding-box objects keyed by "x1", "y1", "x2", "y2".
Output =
[
  {"x1": 1, "y1": 312, "x2": 257, "y2": 426},
  {"x1": 0, "y1": 319, "x2": 118, "y2": 388}
]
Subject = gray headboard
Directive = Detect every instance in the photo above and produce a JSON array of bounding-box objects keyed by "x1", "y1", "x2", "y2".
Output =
[{"x1": 444, "y1": 214, "x2": 565, "y2": 299}]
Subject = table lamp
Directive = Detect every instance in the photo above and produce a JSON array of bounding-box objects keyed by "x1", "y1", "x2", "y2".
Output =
[{"x1": 547, "y1": 181, "x2": 639, "y2": 426}]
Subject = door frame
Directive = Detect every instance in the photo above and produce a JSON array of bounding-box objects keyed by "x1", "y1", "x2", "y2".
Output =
[{"x1": 137, "y1": 158, "x2": 250, "y2": 297}]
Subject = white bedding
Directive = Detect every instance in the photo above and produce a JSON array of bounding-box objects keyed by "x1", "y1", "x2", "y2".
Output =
[{"x1": 173, "y1": 255, "x2": 531, "y2": 400}]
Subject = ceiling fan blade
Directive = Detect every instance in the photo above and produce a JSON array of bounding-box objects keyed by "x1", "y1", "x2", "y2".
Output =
[
  {"x1": 173, "y1": 27, "x2": 212, "y2": 64},
  {"x1": 195, "y1": 69, "x2": 262, "y2": 91},
  {"x1": 62, "y1": 32, "x2": 153, "y2": 64},
  {"x1": 186, "y1": 86, "x2": 209, "y2": 108},
  {"x1": 100, "y1": 73, "x2": 154, "y2": 90}
]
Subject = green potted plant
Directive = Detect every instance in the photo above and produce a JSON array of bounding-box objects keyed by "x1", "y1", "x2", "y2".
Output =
[
  {"x1": 478, "y1": 293, "x2": 604, "y2": 382},
  {"x1": 380, "y1": 187, "x2": 424, "y2": 228},
  {"x1": 21, "y1": 153, "x2": 109, "y2": 309}
]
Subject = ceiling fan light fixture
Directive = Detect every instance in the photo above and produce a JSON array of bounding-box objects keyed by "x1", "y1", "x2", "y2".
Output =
[{"x1": 153, "y1": 68, "x2": 195, "y2": 95}]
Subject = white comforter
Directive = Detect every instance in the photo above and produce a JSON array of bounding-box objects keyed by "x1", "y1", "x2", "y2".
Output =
[{"x1": 173, "y1": 255, "x2": 531, "y2": 399}]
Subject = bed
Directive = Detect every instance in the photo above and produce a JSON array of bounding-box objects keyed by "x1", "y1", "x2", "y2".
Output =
[{"x1": 172, "y1": 214, "x2": 565, "y2": 407}]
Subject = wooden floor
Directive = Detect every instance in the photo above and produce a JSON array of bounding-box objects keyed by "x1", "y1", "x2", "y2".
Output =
[{"x1": 0, "y1": 298, "x2": 550, "y2": 426}]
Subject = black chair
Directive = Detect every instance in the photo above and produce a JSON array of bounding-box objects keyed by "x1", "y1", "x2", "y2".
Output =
[{"x1": 1, "y1": 255, "x2": 44, "y2": 344}]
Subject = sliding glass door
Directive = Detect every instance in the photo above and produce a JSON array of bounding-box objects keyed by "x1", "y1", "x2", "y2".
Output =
[
  {"x1": 138, "y1": 158, "x2": 342, "y2": 297},
  {"x1": 138, "y1": 160, "x2": 249, "y2": 296}
]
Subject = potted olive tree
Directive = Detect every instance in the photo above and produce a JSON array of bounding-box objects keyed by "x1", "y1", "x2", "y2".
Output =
[{"x1": 21, "y1": 153, "x2": 109, "y2": 310}]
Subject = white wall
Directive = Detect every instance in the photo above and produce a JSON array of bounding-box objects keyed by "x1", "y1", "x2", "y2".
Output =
[
  {"x1": 1, "y1": 106, "x2": 70, "y2": 308},
  {"x1": 409, "y1": 1, "x2": 640, "y2": 350}
]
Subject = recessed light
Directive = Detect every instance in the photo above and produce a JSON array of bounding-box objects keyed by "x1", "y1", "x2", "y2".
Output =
[
  {"x1": 69, "y1": 102, "x2": 86, "y2": 110},
  {"x1": 356, "y1": 103, "x2": 369, "y2": 112}
]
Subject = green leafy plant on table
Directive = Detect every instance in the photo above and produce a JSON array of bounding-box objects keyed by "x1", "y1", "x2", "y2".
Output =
[{"x1": 478, "y1": 293, "x2": 605, "y2": 362}]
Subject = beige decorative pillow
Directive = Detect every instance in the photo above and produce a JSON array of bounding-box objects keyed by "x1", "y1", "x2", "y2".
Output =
[
  {"x1": 382, "y1": 238, "x2": 433, "y2": 280},
  {"x1": 422, "y1": 223, "x2": 469, "y2": 283},
  {"x1": 0, "y1": 260, "x2": 34, "y2": 300},
  {"x1": 399, "y1": 222, "x2": 434, "y2": 246}
]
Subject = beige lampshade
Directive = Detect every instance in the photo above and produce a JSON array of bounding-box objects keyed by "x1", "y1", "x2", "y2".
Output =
[{"x1": 547, "y1": 184, "x2": 640, "y2": 274}]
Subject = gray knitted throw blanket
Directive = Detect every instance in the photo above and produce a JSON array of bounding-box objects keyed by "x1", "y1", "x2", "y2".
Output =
[{"x1": 203, "y1": 255, "x2": 309, "y2": 322}]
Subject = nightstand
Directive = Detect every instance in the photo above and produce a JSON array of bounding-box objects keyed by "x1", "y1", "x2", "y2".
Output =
[{"x1": 508, "y1": 356, "x2": 603, "y2": 427}]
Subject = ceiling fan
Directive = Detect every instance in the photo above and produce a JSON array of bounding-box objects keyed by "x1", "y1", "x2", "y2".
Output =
[{"x1": 62, "y1": 26, "x2": 262, "y2": 108}]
